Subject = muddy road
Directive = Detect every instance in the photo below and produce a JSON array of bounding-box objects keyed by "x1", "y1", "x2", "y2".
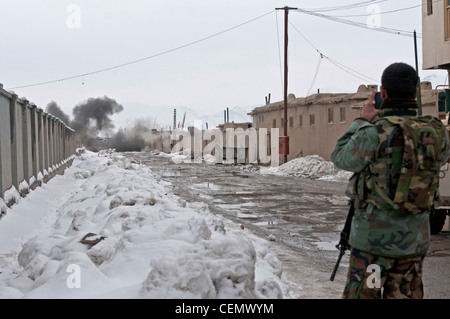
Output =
[
  {"x1": 125, "y1": 152, "x2": 351, "y2": 298},
  {"x1": 124, "y1": 152, "x2": 450, "y2": 299}
]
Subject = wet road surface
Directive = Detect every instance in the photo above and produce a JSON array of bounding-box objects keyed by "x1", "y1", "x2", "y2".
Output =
[
  {"x1": 124, "y1": 152, "x2": 450, "y2": 299},
  {"x1": 125, "y1": 152, "x2": 351, "y2": 298}
]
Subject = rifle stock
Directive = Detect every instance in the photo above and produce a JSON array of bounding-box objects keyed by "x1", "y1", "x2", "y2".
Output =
[
  {"x1": 330, "y1": 199, "x2": 355, "y2": 282},
  {"x1": 330, "y1": 248, "x2": 346, "y2": 281}
]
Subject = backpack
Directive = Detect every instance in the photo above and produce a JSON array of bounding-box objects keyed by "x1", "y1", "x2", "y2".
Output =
[{"x1": 366, "y1": 115, "x2": 447, "y2": 215}]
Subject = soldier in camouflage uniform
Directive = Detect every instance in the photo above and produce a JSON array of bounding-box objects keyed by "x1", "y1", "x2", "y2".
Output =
[{"x1": 331, "y1": 63, "x2": 450, "y2": 299}]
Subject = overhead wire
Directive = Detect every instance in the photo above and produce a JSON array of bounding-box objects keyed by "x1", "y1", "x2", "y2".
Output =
[
  {"x1": 295, "y1": 8, "x2": 421, "y2": 38},
  {"x1": 329, "y1": 0, "x2": 443, "y2": 18},
  {"x1": 8, "y1": 10, "x2": 275, "y2": 90},
  {"x1": 8, "y1": 3, "x2": 427, "y2": 109},
  {"x1": 288, "y1": 21, "x2": 378, "y2": 87},
  {"x1": 325, "y1": 57, "x2": 378, "y2": 83},
  {"x1": 275, "y1": 11, "x2": 284, "y2": 95},
  {"x1": 301, "y1": 0, "x2": 387, "y2": 13},
  {"x1": 290, "y1": 1, "x2": 430, "y2": 84},
  {"x1": 306, "y1": 54, "x2": 323, "y2": 96}
]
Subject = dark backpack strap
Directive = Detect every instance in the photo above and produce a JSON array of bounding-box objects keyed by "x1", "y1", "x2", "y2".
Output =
[{"x1": 386, "y1": 125, "x2": 402, "y2": 198}]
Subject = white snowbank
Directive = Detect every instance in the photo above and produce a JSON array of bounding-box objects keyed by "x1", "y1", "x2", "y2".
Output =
[
  {"x1": 159, "y1": 150, "x2": 218, "y2": 165},
  {"x1": 260, "y1": 155, "x2": 352, "y2": 181},
  {"x1": 3, "y1": 186, "x2": 21, "y2": 205},
  {"x1": 0, "y1": 151, "x2": 289, "y2": 299}
]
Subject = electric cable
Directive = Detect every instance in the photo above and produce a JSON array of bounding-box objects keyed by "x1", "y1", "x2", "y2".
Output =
[
  {"x1": 275, "y1": 11, "x2": 284, "y2": 95},
  {"x1": 307, "y1": 54, "x2": 323, "y2": 96},
  {"x1": 289, "y1": 21, "x2": 378, "y2": 84},
  {"x1": 8, "y1": 10, "x2": 275, "y2": 90},
  {"x1": 295, "y1": 8, "x2": 420, "y2": 37},
  {"x1": 301, "y1": 0, "x2": 387, "y2": 13},
  {"x1": 324, "y1": 56, "x2": 378, "y2": 83},
  {"x1": 330, "y1": 0, "x2": 443, "y2": 18}
]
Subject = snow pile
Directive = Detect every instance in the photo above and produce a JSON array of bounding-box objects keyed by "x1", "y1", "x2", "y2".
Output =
[
  {"x1": 160, "y1": 149, "x2": 191, "y2": 164},
  {"x1": 160, "y1": 150, "x2": 217, "y2": 165},
  {"x1": 260, "y1": 155, "x2": 352, "y2": 181},
  {"x1": 3, "y1": 186, "x2": 21, "y2": 206},
  {"x1": 0, "y1": 151, "x2": 287, "y2": 299},
  {"x1": 202, "y1": 154, "x2": 217, "y2": 165},
  {"x1": 0, "y1": 198, "x2": 7, "y2": 215}
]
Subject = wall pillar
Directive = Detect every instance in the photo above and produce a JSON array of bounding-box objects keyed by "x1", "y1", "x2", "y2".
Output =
[
  {"x1": 9, "y1": 94, "x2": 24, "y2": 192},
  {"x1": 30, "y1": 106, "x2": 40, "y2": 189},
  {"x1": 42, "y1": 113, "x2": 49, "y2": 182},
  {"x1": 20, "y1": 100, "x2": 32, "y2": 195},
  {"x1": 0, "y1": 85, "x2": 13, "y2": 199}
]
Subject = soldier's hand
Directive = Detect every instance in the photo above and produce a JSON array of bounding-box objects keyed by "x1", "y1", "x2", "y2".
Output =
[{"x1": 361, "y1": 91, "x2": 381, "y2": 122}]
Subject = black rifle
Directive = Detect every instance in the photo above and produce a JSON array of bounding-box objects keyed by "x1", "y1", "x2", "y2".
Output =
[{"x1": 330, "y1": 199, "x2": 354, "y2": 282}]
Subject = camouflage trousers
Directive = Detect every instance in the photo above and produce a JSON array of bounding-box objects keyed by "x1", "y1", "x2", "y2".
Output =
[{"x1": 343, "y1": 248, "x2": 425, "y2": 299}]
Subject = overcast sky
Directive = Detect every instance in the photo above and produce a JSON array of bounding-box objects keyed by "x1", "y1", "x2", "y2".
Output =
[{"x1": 1, "y1": 0, "x2": 448, "y2": 128}]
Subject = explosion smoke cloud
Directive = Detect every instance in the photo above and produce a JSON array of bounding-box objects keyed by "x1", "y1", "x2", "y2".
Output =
[
  {"x1": 45, "y1": 101, "x2": 71, "y2": 125},
  {"x1": 71, "y1": 96, "x2": 124, "y2": 144},
  {"x1": 45, "y1": 97, "x2": 162, "y2": 152}
]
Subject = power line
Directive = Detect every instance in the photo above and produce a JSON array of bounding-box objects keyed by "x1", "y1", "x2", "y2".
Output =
[
  {"x1": 325, "y1": 56, "x2": 378, "y2": 83},
  {"x1": 332, "y1": 5, "x2": 422, "y2": 17},
  {"x1": 307, "y1": 53, "x2": 323, "y2": 96},
  {"x1": 275, "y1": 11, "x2": 284, "y2": 95},
  {"x1": 8, "y1": 10, "x2": 275, "y2": 90},
  {"x1": 295, "y1": 8, "x2": 421, "y2": 38},
  {"x1": 301, "y1": 0, "x2": 387, "y2": 13},
  {"x1": 329, "y1": 0, "x2": 443, "y2": 18},
  {"x1": 289, "y1": 21, "x2": 378, "y2": 84}
]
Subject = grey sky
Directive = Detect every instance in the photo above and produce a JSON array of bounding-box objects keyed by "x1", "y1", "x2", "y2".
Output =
[{"x1": 1, "y1": 0, "x2": 447, "y2": 128}]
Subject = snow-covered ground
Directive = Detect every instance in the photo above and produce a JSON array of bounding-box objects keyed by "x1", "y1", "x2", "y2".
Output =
[
  {"x1": 260, "y1": 155, "x2": 352, "y2": 181},
  {"x1": 0, "y1": 150, "x2": 305, "y2": 299},
  {"x1": 161, "y1": 150, "x2": 352, "y2": 182}
]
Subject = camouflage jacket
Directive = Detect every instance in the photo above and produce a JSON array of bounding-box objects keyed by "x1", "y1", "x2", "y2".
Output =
[{"x1": 332, "y1": 101, "x2": 450, "y2": 258}]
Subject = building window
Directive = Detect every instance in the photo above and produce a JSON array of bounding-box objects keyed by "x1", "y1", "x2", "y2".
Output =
[
  {"x1": 446, "y1": 0, "x2": 450, "y2": 40},
  {"x1": 427, "y1": 0, "x2": 433, "y2": 15},
  {"x1": 328, "y1": 108, "x2": 334, "y2": 124},
  {"x1": 299, "y1": 115, "x2": 303, "y2": 127},
  {"x1": 273, "y1": 119, "x2": 276, "y2": 128},
  {"x1": 310, "y1": 114, "x2": 315, "y2": 126},
  {"x1": 289, "y1": 116, "x2": 294, "y2": 128},
  {"x1": 340, "y1": 107, "x2": 346, "y2": 123}
]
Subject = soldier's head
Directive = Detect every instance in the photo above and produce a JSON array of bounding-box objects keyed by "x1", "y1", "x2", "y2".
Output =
[{"x1": 381, "y1": 63, "x2": 419, "y2": 100}]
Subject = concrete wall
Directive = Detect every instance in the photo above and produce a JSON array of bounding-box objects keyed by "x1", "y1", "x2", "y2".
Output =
[
  {"x1": 0, "y1": 83, "x2": 77, "y2": 209},
  {"x1": 422, "y1": 0, "x2": 450, "y2": 70}
]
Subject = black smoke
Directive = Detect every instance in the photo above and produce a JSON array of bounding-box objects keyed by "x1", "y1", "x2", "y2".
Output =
[
  {"x1": 110, "y1": 118, "x2": 161, "y2": 152},
  {"x1": 46, "y1": 101, "x2": 71, "y2": 125},
  {"x1": 46, "y1": 96, "x2": 162, "y2": 152},
  {"x1": 71, "y1": 96, "x2": 124, "y2": 144}
]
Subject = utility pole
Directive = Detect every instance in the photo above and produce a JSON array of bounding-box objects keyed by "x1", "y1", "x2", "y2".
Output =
[
  {"x1": 276, "y1": 6, "x2": 297, "y2": 164},
  {"x1": 414, "y1": 30, "x2": 423, "y2": 116},
  {"x1": 173, "y1": 109, "x2": 176, "y2": 132}
]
